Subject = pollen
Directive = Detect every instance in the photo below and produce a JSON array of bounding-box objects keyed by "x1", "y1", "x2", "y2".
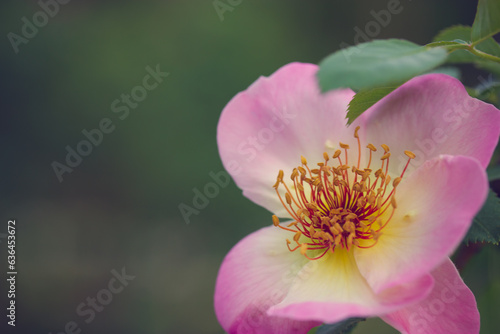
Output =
[{"x1": 272, "y1": 127, "x2": 415, "y2": 260}]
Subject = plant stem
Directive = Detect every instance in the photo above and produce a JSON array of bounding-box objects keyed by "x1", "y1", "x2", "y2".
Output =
[{"x1": 467, "y1": 46, "x2": 500, "y2": 63}]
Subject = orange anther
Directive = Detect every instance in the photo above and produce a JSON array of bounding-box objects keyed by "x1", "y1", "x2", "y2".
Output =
[
  {"x1": 391, "y1": 195, "x2": 397, "y2": 209},
  {"x1": 354, "y1": 126, "x2": 360, "y2": 139},
  {"x1": 393, "y1": 177, "x2": 402, "y2": 187},
  {"x1": 325, "y1": 233, "x2": 334, "y2": 243},
  {"x1": 367, "y1": 193, "x2": 376, "y2": 205},
  {"x1": 330, "y1": 208, "x2": 341, "y2": 215},
  {"x1": 297, "y1": 208, "x2": 308, "y2": 217},
  {"x1": 300, "y1": 243, "x2": 308, "y2": 255},
  {"x1": 309, "y1": 224, "x2": 315, "y2": 234},
  {"x1": 346, "y1": 213, "x2": 358, "y2": 220},
  {"x1": 361, "y1": 183, "x2": 368, "y2": 192},
  {"x1": 272, "y1": 134, "x2": 408, "y2": 258},
  {"x1": 306, "y1": 202, "x2": 319, "y2": 211},
  {"x1": 272, "y1": 215, "x2": 280, "y2": 226},
  {"x1": 405, "y1": 150, "x2": 416, "y2": 159},
  {"x1": 347, "y1": 233, "x2": 354, "y2": 246},
  {"x1": 329, "y1": 225, "x2": 339, "y2": 235},
  {"x1": 381, "y1": 152, "x2": 391, "y2": 160}
]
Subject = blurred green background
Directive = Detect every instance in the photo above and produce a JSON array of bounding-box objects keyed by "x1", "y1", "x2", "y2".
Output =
[{"x1": 0, "y1": 0, "x2": 498, "y2": 333}]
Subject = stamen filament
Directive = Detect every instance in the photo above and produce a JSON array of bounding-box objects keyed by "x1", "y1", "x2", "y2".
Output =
[{"x1": 271, "y1": 127, "x2": 415, "y2": 260}]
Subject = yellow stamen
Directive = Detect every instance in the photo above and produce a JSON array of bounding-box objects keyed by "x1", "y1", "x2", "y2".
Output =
[{"x1": 272, "y1": 126, "x2": 411, "y2": 260}]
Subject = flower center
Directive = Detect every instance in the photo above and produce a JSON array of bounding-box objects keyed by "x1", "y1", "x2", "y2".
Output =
[{"x1": 272, "y1": 126, "x2": 416, "y2": 260}]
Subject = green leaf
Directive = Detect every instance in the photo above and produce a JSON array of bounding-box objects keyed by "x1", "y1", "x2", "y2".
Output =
[
  {"x1": 464, "y1": 189, "x2": 500, "y2": 245},
  {"x1": 471, "y1": 41, "x2": 500, "y2": 58},
  {"x1": 477, "y1": 280, "x2": 500, "y2": 333},
  {"x1": 432, "y1": 25, "x2": 500, "y2": 63},
  {"x1": 317, "y1": 39, "x2": 448, "y2": 92},
  {"x1": 466, "y1": 86, "x2": 478, "y2": 98},
  {"x1": 426, "y1": 66, "x2": 461, "y2": 79},
  {"x1": 343, "y1": 66, "x2": 461, "y2": 124},
  {"x1": 476, "y1": 61, "x2": 500, "y2": 77},
  {"x1": 471, "y1": 0, "x2": 500, "y2": 43},
  {"x1": 488, "y1": 165, "x2": 500, "y2": 181},
  {"x1": 465, "y1": 74, "x2": 500, "y2": 104},
  {"x1": 426, "y1": 40, "x2": 467, "y2": 48},
  {"x1": 346, "y1": 87, "x2": 396, "y2": 124},
  {"x1": 475, "y1": 77, "x2": 500, "y2": 104},
  {"x1": 315, "y1": 318, "x2": 366, "y2": 334}
]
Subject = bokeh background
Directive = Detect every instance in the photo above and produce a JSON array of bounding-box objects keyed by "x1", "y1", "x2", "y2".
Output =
[{"x1": 0, "y1": 0, "x2": 499, "y2": 333}]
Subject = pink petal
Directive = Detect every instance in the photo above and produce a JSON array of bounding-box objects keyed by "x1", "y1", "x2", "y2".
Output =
[
  {"x1": 217, "y1": 62, "x2": 357, "y2": 216},
  {"x1": 268, "y1": 248, "x2": 434, "y2": 324},
  {"x1": 354, "y1": 155, "x2": 487, "y2": 294},
  {"x1": 362, "y1": 74, "x2": 500, "y2": 176},
  {"x1": 381, "y1": 258, "x2": 480, "y2": 334},
  {"x1": 214, "y1": 224, "x2": 320, "y2": 334}
]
